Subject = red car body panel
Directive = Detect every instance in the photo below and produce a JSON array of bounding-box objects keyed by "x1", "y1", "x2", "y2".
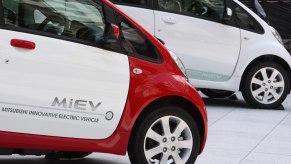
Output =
[{"x1": 0, "y1": 0, "x2": 208, "y2": 156}]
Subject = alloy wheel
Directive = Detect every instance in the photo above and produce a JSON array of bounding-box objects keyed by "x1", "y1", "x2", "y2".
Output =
[
  {"x1": 144, "y1": 116, "x2": 193, "y2": 164},
  {"x1": 250, "y1": 67, "x2": 285, "y2": 104}
]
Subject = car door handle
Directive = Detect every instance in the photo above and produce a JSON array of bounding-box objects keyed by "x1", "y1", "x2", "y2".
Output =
[
  {"x1": 162, "y1": 17, "x2": 177, "y2": 24},
  {"x1": 243, "y1": 37, "x2": 250, "y2": 40},
  {"x1": 11, "y1": 39, "x2": 36, "y2": 50}
]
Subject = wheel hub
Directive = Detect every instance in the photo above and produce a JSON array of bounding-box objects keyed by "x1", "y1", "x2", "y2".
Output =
[
  {"x1": 144, "y1": 116, "x2": 193, "y2": 164},
  {"x1": 250, "y1": 67, "x2": 285, "y2": 104}
]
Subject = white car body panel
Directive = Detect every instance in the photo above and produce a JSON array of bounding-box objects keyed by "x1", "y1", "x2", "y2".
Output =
[
  {"x1": 154, "y1": 11, "x2": 241, "y2": 81},
  {"x1": 117, "y1": 5, "x2": 155, "y2": 34},
  {"x1": 116, "y1": 0, "x2": 291, "y2": 92},
  {"x1": 0, "y1": 30, "x2": 130, "y2": 140},
  {"x1": 229, "y1": 0, "x2": 291, "y2": 91}
]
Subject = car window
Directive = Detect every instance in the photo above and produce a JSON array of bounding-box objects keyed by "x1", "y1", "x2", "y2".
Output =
[
  {"x1": 110, "y1": 0, "x2": 146, "y2": 6},
  {"x1": 2, "y1": 0, "x2": 19, "y2": 26},
  {"x1": 234, "y1": 4, "x2": 264, "y2": 33},
  {"x1": 2, "y1": 0, "x2": 108, "y2": 46},
  {"x1": 120, "y1": 20, "x2": 161, "y2": 61},
  {"x1": 34, "y1": 10, "x2": 46, "y2": 24},
  {"x1": 157, "y1": 0, "x2": 225, "y2": 21}
]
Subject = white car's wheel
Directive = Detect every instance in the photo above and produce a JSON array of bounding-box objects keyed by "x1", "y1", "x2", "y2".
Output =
[
  {"x1": 128, "y1": 106, "x2": 200, "y2": 164},
  {"x1": 242, "y1": 62, "x2": 289, "y2": 109}
]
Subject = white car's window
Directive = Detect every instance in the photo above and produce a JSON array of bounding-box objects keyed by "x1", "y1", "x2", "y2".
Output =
[
  {"x1": 234, "y1": 3, "x2": 264, "y2": 33},
  {"x1": 2, "y1": 0, "x2": 106, "y2": 45},
  {"x1": 43, "y1": 0, "x2": 104, "y2": 24},
  {"x1": 34, "y1": 10, "x2": 46, "y2": 24},
  {"x1": 158, "y1": 0, "x2": 225, "y2": 21},
  {"x1": 2, "y1": 0, "x2": 19, "y2": 25}
]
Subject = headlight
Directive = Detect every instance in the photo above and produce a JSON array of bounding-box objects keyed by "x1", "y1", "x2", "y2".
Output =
[
  {"x1": 169, "y1": 50, "x2": 188, "y2": 79},
  {"x1": 270, "y1": 26, "x2": 283, "y2": 45}
]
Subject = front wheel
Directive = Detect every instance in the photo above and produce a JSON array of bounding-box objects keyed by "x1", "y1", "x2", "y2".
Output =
[
  {"x1": 241, "y1": 62, "x2": 290, "y2": 109},
  {"x1": 128, "y1": 106, "x2": 200, "y2": 164}
]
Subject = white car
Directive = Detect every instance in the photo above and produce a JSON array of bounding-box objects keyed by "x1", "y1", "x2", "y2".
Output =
[{"x1": 111, "y1": 0, "x2": 291, "y2": 109}]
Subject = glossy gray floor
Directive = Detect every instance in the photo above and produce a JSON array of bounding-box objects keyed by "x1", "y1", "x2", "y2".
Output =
[{"x1": 1, "y1": 93, "x2": 291, "y2": 164}]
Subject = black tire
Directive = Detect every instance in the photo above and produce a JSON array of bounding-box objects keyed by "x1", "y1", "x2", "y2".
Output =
[
  {"x1": 200, "y1": 89, "x2": 235, "y2": 98},
  {"x1": 45, "y1": 151, "x2": 91, "y2": 160},
  {"x1": 241, "y1": 62, "x2": 290, "y2": 109},
  {"x1": 128, "y1": 106, "x2": 200, "y2": 164}
]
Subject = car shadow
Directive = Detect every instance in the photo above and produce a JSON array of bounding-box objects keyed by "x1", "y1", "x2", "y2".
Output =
[
  {"x1": 203, "y1": 97, "x2": 251, "y2": 108},
  {"x1": 202, "y1": 97, "x2": 285, "y2": 110}
]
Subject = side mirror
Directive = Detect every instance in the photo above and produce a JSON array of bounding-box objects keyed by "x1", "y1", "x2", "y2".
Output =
[
  {"x1": 103, "y1": 23, "x2": 120, "y2": 43},
  {"x1": 223, "y1": 8, "x2": 233, "y2": 21}
]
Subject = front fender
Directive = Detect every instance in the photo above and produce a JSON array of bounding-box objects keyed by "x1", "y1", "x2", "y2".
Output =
[{"x1": 235, "y1": 40, "x2": 291, "y2": 78}]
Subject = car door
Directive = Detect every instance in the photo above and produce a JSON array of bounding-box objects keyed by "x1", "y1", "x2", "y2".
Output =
[
  {"x1": 0, "y1": 0, "x2": 130, "y2": 140},
  {"x1": 154, "y1": 0, "x2": 241, "y2": 82}
]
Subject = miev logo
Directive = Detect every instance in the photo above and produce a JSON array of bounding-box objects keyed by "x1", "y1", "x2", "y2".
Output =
[{"x1": 51, "y1": 97, "x2": 102, "y2": 111}]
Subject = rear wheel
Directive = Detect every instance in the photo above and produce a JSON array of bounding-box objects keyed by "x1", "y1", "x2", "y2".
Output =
[
  {"x1": 200, "y1": 89, "x2": 235, "y2": 98},
  {"x1": 128, "y1": 106, "x2": 200, "y2": 164},
  {"x1": 241, "y1": 62, "x2": 289, "y2": 109}
]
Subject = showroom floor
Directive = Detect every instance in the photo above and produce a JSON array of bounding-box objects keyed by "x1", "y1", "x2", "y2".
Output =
[{"x1": 1, "y1": 93, "x2": 290, "y2": 164}]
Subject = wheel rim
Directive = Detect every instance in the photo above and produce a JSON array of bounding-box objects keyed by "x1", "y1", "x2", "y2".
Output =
[
  {"x1": 250, "y1": 67, "x2": 285, "y2": 104},
  {"x1": 143, "y1": 116, "x2": 193, "y2": 164}
]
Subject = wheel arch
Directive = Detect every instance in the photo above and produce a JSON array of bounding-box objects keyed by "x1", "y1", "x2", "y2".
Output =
[
  {"x1": 239, "y1": 55, "x2": 291, "y2": 91},
  {"x1": 127, "y1": 96, "x2": 206, "y2": 154}
]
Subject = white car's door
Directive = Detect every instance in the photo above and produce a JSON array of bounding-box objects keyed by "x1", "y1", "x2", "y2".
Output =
[
  {"x1": 0, "y1": 0, "x2": 129, "y2": 139},
  {"x1": 154, "y1": 0, "x2": 241, "y2": 82}
]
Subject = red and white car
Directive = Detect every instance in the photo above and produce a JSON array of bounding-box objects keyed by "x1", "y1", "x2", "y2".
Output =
[{"x1": 0, "y1": 0, "x2": 207, "y2": 163}]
